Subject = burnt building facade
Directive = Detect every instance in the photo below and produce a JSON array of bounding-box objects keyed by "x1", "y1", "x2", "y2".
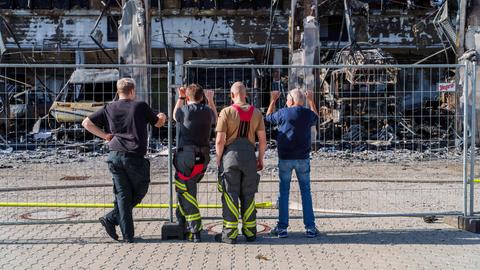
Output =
[{"x1": 0, "y1": 0, "x2": 457, "y2": 66}]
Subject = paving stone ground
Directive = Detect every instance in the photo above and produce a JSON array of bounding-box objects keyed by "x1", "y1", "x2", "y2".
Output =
[{"x1": 0, "y1": 217, "x2": 479, "y2": 270}]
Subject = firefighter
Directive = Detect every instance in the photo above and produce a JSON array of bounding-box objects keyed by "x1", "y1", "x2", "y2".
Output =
[
  {"x1": 173, "y1": 84, "x2": 217, "y2": 242},
  {"x1": 215, "y1": 81, "x2": 267, "y2": 244}
]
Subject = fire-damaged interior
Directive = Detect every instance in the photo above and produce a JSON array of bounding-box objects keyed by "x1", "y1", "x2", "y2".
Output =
[{"x1": 0, "y1": 0, "x2": 474, "y2": 150}]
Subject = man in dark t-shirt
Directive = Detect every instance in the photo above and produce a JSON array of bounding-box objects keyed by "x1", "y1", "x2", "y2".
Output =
[
  {"x1": 82, "y1": 78, "x2": 166, "y2": 243},
  {"x1": 265, "y1": 88, "x2": 320, "y2": 239},
  {"x1": 172, "y1": 84, "x2": 216, "y2": 242}
]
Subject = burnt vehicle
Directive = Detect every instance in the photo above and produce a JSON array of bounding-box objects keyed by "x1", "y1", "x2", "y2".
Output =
[
  {"x1": 42, "y1": 69, "x2": 119, "y2": 140},
  {"x1": 0, "y1": 77, "x2": 53, "y2": 137},
  {"x1": 318, "y1": 45, "x2": 457, "y2": 144},
  {"x1": 318, "y1": 46, "x2": 399, "y2": 141},
  {"x1": 49, "y1": 69, "x2": 119, "y2": 125},
  {"x1": 9, "y1": 89, "x2": 54, "y2": 133}
]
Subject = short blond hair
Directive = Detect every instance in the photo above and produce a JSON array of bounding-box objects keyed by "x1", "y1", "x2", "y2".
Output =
[{"x1": 117, "y1": 78, "x2": 135, "y2": 95}]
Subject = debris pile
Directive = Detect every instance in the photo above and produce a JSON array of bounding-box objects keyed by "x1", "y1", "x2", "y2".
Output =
[{"x1": 333, "y1": 48, "x2": 398, "y2": 85}]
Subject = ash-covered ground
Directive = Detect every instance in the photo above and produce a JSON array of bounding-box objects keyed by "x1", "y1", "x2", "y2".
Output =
[{"x1": 0, "y1": 139, "x2": 464, "y2": 168}]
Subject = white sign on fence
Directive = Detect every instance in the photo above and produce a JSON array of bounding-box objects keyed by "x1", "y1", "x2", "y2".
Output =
[{"x1": 438, "y1": 82, "x2": 456, "y2": 92}]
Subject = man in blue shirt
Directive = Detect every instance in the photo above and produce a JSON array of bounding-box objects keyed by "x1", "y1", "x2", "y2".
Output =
[{"x1": 265, "y1": 88, "x2": 320, "y2": 238}]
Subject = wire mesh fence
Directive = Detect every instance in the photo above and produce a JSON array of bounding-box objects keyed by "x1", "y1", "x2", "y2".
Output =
[
  {"x1": 0, "y1": 62, "x2": 477, "y2": 226},
  {"x1": 184, "y1": 62, "x2": 474, "y2": 219},
  {"x1": 0, "y1": 64, "x2": 170, "y2": 224}
]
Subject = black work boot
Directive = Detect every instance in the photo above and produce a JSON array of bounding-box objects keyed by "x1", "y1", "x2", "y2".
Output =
[
  {"x1": 245, "y1": 235, "x2": 257, "y2": 242},
  {"x1": 187, "y1": 232, "x2": 201, "y2": 243},
  {"x1": 99, "y1": 217, "x2": 119, "y2": 241},
  {"x1": 123, "y1": 238, "x2": 135, "y2": 243},
  {"x1": 214, "y1": 233, "x2": 237, "y2": 244}
]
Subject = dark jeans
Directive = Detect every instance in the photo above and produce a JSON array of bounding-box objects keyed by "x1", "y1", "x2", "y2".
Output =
[{"x1": 105, "y1": 151, "x2": 150, "y2": 239}]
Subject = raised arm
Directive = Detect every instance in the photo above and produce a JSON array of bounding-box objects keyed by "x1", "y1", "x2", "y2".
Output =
[
  {"x1": 173, "y1": 87, "x2": 186, "y2": 122},
  {"x1": 204, "y1": 90, "x2": 218, "y2": 121},
  {"x1": 82, "y1": 117, "x2": 113, "y2": 142},
  {"x1": 306, "y1": 90, "x2": 318, "y2": 116},
  {"x1": 266, "y1": 91, "x2": 280, "y2": 115}
]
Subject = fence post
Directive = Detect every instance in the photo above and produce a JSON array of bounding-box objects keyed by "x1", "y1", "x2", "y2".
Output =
[
  {"x1": 463, "y1": 62, "x2": 470, "y2": 217},
  {"x1": 167, "y1": 62, "x2": 174, "y2": 223},
  {"x1": 470, "y1": 61, "x2": 477, "y2": 216}
]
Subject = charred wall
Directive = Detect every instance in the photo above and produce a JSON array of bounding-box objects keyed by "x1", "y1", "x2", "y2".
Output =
[{"x1": 0, "y1": 0, "x2": 454, "y2": 64}]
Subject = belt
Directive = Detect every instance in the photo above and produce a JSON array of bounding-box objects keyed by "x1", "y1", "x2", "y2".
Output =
[{"x1": 110, "y1": 151, "x2": 144, "y2": 158}]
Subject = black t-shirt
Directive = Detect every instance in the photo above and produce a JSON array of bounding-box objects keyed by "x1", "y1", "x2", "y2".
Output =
[
  {"x1": 175, "y1": 103, "x2": 215, "y2": 148},
  {"x1": 89, "y1": 99, "x2": 158, "y2": 156}
]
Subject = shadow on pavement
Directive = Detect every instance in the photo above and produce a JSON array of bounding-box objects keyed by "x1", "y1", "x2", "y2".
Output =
[{"x1": 2, "y1": 228, "x2": 479, "y2": 246}]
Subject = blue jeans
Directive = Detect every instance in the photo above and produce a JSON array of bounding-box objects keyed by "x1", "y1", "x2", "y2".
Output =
[{"x1": 277, "y1": 159, "x2": 316, "y2": 230}]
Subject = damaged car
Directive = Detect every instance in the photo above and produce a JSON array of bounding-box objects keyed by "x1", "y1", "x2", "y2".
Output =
[
  {"x1": 9, "y1": 88, "x2": 54, "y2": 133},
  {"x1": 0, "y1": 78, "x2": 53, "y2": 137},
  {"x1": 44, "y1": 69, "x2": 119, "y2": 140},
  {"x1": 49, "y1": 68, "x2": 119, "y2": 125}
]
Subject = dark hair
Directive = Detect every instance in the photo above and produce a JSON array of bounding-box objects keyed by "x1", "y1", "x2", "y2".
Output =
[{"x1": 186, "y1": 84, "x2": 204, "y2": 102}]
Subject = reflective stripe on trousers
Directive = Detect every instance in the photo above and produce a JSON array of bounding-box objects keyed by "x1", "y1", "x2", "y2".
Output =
[
  {"x1": 174, "y1": 147, "x2": 209, "y2": 235},
  {"x1": 219, "y1": 138, "x2": 259, "y2": 240}
]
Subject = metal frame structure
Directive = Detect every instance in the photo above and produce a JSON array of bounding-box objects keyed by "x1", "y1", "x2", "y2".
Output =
[{"x1": 0, "y1": 62, "x2": 477, "y2": 227}]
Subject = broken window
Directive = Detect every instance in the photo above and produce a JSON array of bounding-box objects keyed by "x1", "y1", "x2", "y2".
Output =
[
  {"x1": 15, "y1": 0, "x2": 29, "y2": 8},
  {"x1": 218, "y1": 0, "x2": 281, "y2": 9},
  {"x1": 79, "y1": 83, "x2": 116, "y2": 103},
  {"x1": 181, "y1": 0, "x2": 274, "y2": 10},
  {"x1": 70, "y1": 83, "x2": 116, "y2": 103},
  {"x1": 108, "y1": 0, "x2": 122, "y2": 8},
  {"x1": 150, "y1": 0, "x2": 161, "y2": 8},
  {"x1": 52, "y1": 0, "x2": 69, "y2": 9},
  {"x1": 236, "y1": 0, "x2": 272, "y2": 9},
  {"x1": 4, "y1": 0, "x2": 90, "y2": 9},
  {"x1": 181, "y1": 0, "x2": 216, "y2": 9},
  {"x1": 107, "y1": 15, "x2": 120, "y2": 42},
  {"x1": 319, "y1": 16, "x2": 349, "y2": 42},
  {"x1": 67, "y1": 0, "x2": 89, "y2": 9},
  {"x1": 13, "y1": 0, "x2": 52, "y2": 9},
  {"x1": 0, "y1": 0, "x2": 12, "y2": 9},
  {"x1": 32, "y1": 0, "x2": 51, "y2": 9}
]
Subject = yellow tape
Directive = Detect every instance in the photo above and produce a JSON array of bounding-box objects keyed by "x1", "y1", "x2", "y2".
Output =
[
  {"x1": 474, "y1": 179, "x2": 480, "y2": 183},
  {"x1": 0, "y1": 202, "x2": 273, "y2": 209}
]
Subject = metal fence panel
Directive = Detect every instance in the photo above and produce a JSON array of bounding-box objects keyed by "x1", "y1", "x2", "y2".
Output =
[
  {"x1": 182, "y1": 63, "x2": 474, "y2": 220},
  {"x1": 0, "y1": 62, "x2": 477, "y2": 226},
  {"x1": 0, "y1": 64, "x2": 170, "y2": 224}
]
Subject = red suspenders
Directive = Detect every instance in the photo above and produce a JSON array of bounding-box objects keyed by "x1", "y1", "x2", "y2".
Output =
[{"x1": 231, "y1": 104, "x2": 254, "y2": 138}]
